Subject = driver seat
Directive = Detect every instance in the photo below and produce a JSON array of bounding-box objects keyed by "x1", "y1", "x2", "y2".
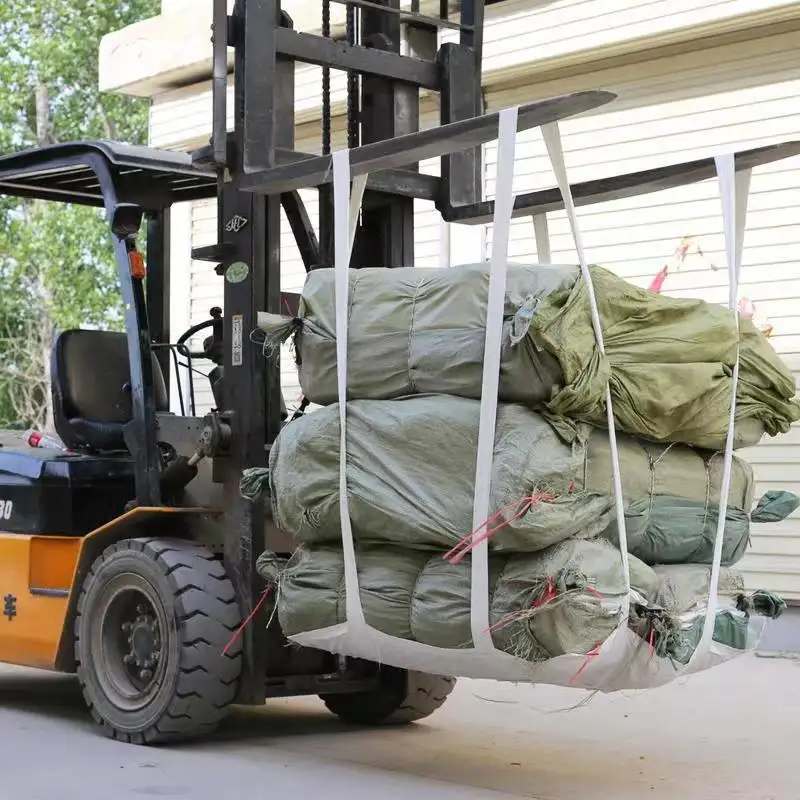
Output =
[{"x1": 51, "y1": 329, "x2": 169, "y2": 453}]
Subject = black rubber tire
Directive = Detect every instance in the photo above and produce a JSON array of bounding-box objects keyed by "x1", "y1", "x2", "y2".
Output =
[
  {"x1": 320, "y1": 667, "x2": 456, "y2": 725},
  {"x1": 74, "y1": 537, "x2": 243, "y2": 745}
]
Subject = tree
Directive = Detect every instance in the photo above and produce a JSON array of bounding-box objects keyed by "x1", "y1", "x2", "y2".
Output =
[{"x1": 0, "y1": 0, "x2": 159, "y2": 429}]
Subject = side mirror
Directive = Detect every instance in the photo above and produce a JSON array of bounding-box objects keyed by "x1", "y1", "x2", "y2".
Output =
[{"x1": 109, "y1": 203, "x2": 144, "y2": 239}]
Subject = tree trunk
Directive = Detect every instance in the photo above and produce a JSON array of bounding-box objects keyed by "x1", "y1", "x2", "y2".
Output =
[
  {"x1": 35, "y1": 84, "x2": 50, "y2": 145},
  {"x1": 40, "y1": 297, "x2": 55, "y2": 433},
  {"x1": 35, "y1": 81, "x2": 55, "y2": 432}
]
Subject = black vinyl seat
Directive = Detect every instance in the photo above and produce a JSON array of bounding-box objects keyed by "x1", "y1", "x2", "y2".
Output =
[{"x1": 51, "y1": 329, "x2": 168, "y2": 453}]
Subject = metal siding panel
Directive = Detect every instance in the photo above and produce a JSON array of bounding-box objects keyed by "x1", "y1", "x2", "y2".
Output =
[
  {"x1": 478, "y1": 0, "x2": 796, "y2": 74},
  {"x1": 150, "y1": 0, "x2": 799, "y2": 149},
  {"x1": 415, "y1": 109, "x2": 445, "y2": 269},
  {"x1": 483, "y1": 34, "x2": 800, "y2": 598}
]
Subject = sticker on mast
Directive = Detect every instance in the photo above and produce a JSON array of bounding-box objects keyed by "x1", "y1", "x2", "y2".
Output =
[{"x1": 232, "y1": 314, "x2": 244, "y2": 366}]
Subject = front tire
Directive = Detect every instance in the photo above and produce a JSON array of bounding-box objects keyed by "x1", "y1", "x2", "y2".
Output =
[
  {"x1": 74, "y1": 537, "x2": 243, "y2": 744},
  {"x1": 320, "y1": 668, "x2": 456, "y2": 725}
]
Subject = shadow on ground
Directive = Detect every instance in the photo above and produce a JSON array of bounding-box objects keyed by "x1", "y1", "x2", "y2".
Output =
[
  {"x1": 0, "y1": 670, "x2": 87, "y2": 721},
  {"x1": 0, "y1": 666, "x2": 375, "y2": 744}
]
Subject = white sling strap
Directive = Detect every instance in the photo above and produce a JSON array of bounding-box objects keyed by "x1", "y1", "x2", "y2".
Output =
[
  {"x1": 540, "y1": 122, "x2": 631, "y2": 598},
  {"x1": 689, "y1": 156, "x2": 752, "y2": 666},
  {"x1": 333, "y1": 149, "x2": 366, "y2": 625},
  {"x1": 470, "y1": 106, "x2": 519, "y2": 649}
]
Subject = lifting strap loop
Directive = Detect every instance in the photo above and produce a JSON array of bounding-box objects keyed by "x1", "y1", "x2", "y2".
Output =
[
  {"x1": 688, "y1": 157, "x2": 752, "y2": 667},
  {"x1": 541, "y1": 122, "x2": 631, "y2": 600},
  {"x1": 470, "y1": 106, "x2": 519, "y2": 649},
  {"x1": 333, "y1": 149, "x2": 366, "y2": 625}
]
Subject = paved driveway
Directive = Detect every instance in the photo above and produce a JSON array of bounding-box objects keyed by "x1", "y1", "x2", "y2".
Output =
[{"x1": 0, "y1": 655, "x2": 795, "y2": 799}]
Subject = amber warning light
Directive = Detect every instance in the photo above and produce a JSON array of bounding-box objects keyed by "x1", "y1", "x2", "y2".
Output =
[{"x1": 129, "y1": 251, "x2": 146, "y2": 280}]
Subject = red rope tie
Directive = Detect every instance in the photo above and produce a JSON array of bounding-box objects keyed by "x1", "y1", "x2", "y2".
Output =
[
  {"x1": 533, "y1": 576, "x2": 558, "y2": 608},
  {"x1": 444, "y1": 492, "x2": 556, "y2": 565},
  {"x1": 648, "y1": 628, "x2": 655, "y2": 659},
  {"x1": 485, "y1": 576, "x2": 561, "y2": 635},
  {"x1": 222, "y1": 585, "x2": 273, "y2": 656},
  {"x1": 648, "y1": 264, "x2": 669, "y2": 294},
  {"x1": 569, "y1": 643, "x2": 602, "y2": 684}
]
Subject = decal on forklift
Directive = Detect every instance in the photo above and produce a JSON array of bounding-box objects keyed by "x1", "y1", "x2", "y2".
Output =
[
  {"x1": 0, "y1": 500, "x2": 12, "y2": 521},
  {"x1": 225, "y1": 261, "x2": 249, "y2": 284},
  {"x1": 225, "y1": 214, "x2": 248, "y2": 233},
  {"x1": 3, "y1": 594, "x2": 16, "y2": 621},
  {"x1": 232, "y1": 314, "x2": 244, "y2": 366}
]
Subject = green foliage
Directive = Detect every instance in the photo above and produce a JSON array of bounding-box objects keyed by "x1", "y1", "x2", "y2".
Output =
[{"x1": 0, "y1": 0, "x2": 159, "y2": 428}]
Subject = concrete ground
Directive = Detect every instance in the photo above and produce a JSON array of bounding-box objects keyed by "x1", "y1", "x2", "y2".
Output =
[{"x1": 0, "y1": 654, "x2": 797, "y2": 800}]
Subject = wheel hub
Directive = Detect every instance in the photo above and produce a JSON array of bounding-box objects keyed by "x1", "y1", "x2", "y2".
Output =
[
  {"x1": 92, "y1": 577, "x2": 170, "y2": 711},
  {"x1": 121, "y1": 605, "x2": 161, "y2": 680}
]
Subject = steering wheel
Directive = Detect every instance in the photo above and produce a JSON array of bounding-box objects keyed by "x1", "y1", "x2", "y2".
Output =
[{"x1": 176, "y1": 307, "x2": 222, "y2": 359}]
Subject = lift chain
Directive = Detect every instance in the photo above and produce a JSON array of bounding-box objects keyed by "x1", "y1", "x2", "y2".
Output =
[
  {"x1": 321, "y1": 0, "x2": 332, "y2": 155},
  {"x1": 346, "y1": 3, "x2": 360, "y2": 149}
]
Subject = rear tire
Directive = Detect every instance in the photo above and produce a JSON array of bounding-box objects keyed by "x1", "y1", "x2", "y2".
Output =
[
  {"x1": 74, "y1": 537, "x2": 243, "y2": 744},
  {"x1": 320, "y1": 667, "x2": 456, "y2": 725}
]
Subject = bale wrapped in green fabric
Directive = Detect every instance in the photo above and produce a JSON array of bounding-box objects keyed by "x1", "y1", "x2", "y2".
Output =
[
  {"x1": 258, "y1": 263, "x2": 799, "y2": 450},
  {"x1": 256, "y1": 542, "x2": 784, "y2": 666},
  {"x1": 257, "y1": 538, "x2": 659, "y2": 661},
  {"x1": 262, "y1": 262, "x2": 578, "y2": 406},
  {"x1": 531, "y1": 265, "x2": 800, "y2": 450},
  {"x1": 263, "y1": 394, "x2": 759, "y2": 564},
  {"x1": 630, "y1": 564, "x2": 787, "y2": 664}
]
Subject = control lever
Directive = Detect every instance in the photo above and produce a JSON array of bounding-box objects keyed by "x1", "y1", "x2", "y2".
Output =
[{"x1": 159, "y1": 449, "x2": 205, "y2": 502}]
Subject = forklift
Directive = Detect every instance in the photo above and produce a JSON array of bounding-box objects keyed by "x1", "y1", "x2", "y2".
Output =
[{"x1": 0, "y1": 0, "x2": 796, "y2": 745}]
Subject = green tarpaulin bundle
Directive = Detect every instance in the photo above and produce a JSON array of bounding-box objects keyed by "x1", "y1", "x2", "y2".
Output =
[
  {"x1": 635, "y1": 564, "x2": 787, "y2": 665},
  {"x1": 260, "y1": 394, "x2": 792, "y2": 566},
  {"x1": 258, "y1": 263, "x2": 799, "y2": 450},
  {"x1": 256, "y1": 539, "x2": 783, "y2": 666}
]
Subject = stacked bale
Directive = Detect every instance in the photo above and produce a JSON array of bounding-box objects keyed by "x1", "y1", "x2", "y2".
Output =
[{"x1": 250, "y1": 263, "x2": 798, "y2": 667}]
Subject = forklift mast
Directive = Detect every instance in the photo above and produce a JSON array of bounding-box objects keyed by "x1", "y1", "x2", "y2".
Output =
[
  {"x1": 189, "y1": 0, "x2": 622, "y2": 704},
  {"x1": 194, "y1": 0, "x2": 488, "y2": 703}
]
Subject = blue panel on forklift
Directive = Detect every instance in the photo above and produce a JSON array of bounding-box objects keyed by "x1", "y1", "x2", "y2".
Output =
[
  {"x1": 0, "y1": 448, "x2": 135, "y2": 535},
  {"x1": 0, "y1": 447, "x2": 133, "y2": 480}
]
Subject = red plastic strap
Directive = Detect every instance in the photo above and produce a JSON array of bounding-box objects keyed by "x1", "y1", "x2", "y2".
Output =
[
  {"x1": 533, "y1": 576, "x2": 558, "y2": 608},
  {"x1": 648, "y1": 265, "x2": 669, "y2": 293},
  {"x1": 569, "y1": 644, "x2": 602, "y2": 684},
  {"x1": 444, "y1": 492, "x2": 556, "y2": 565},
  {"x1": 222, "y1": 585, "x2": 273, "y2": 656}
]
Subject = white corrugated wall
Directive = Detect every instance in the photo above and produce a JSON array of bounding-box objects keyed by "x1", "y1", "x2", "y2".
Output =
[{"x1": 482, "y1": 29, "x2": 800, "y2": 597}]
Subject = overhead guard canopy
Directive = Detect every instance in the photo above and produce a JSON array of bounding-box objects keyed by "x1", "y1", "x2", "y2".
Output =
[{"x1": 0, "y1": 140, "x2": 217, "y2": 209}]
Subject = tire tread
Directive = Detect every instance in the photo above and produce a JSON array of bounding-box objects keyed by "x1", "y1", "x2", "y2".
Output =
[
  {"x1": 322, "y1": 670, "x2": 455, "y2": 726},
  {"x1": 74, "y1": 537, "x2": 243, "y2": 745}
]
